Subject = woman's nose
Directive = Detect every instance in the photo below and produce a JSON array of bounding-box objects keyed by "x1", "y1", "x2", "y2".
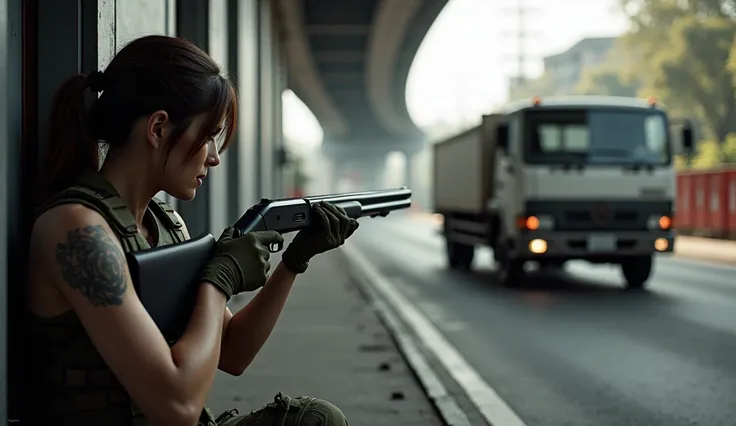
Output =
[
  {"x1": 207, "y1": 140, "x2": 221, "y2": 167},
  {"x1": 207, "y1": 151, "x2": 221, "y2": 167}
]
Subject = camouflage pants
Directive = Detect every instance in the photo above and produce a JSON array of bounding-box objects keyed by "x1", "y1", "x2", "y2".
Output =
[{"x1": 200, "y1": 392, "x2": 349, "y2": 426}]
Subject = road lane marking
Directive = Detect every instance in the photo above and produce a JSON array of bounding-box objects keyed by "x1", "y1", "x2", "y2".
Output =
[{"x1": 342, "y1": 242, "x2": 528, "y2": 426}]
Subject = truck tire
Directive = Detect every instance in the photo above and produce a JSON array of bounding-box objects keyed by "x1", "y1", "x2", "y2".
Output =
[
  {"x1": 447, "y1": 240, "x2": 474, "y2": 270},
  {"x1": 498, "y1": 258, "x2": 526, "y2": 288},
  {"x1": 620, "y1": 256, "x2": 653, "y2": 290}
]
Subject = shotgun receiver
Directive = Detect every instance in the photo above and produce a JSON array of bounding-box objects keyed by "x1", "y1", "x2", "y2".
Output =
[{"x1": 126, "y1": 186, "x2": 412, "y2": 343}]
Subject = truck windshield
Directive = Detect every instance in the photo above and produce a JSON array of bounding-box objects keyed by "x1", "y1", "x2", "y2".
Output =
[{"x1": 523, "y1": 109, "x2": 671, "y2": 166}]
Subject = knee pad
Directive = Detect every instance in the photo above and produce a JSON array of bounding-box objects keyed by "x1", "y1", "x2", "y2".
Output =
[{"x1": 294, "y1": 396, "x2": 348, "y2": 426}]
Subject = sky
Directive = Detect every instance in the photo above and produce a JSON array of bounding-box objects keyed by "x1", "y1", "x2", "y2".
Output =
[{"x1": 282, "y1": 0, "x2": 631, "y2": 149}]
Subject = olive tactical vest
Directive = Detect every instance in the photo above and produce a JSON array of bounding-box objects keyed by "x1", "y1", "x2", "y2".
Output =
[{"x1": 27, "y1": 170, "x2": 190, "y2": 425}]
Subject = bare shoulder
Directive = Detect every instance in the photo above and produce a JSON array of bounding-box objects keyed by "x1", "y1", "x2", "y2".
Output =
[{"x1": 30, "y1": 203, "x2": 127, "y2": 307}]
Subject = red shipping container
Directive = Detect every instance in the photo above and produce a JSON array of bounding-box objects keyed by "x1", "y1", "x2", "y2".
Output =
[
  {"x1": 706, "y1": 170, "x2": 729, "y2": 236},
  {"x1": 727, "y1": 170, "x2": 736, "y2": 236},
  {"x1": 692, "y1": 172, "x2": 709, "y2": 230},
  {"x1": 676, "y1": 173, "x2": 693, "y2": 231}
]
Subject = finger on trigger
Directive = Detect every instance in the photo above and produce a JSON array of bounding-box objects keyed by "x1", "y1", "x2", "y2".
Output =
[{"x1": 267, "y1": 230, "x2": 284, "y2": 245}]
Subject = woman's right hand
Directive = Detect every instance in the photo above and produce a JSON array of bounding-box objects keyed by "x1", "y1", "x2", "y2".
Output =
[{"x1": 199, "y1": 228, "x2": 285, "y2": 299}]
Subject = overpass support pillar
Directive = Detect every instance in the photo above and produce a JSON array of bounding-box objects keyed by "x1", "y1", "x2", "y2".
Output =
[
  {"x1": 354, "y1": 155, "x2": 387, "y2": 190},
  {"x1": 404, "y1": 154, "x2": 414, "y2": 190}
]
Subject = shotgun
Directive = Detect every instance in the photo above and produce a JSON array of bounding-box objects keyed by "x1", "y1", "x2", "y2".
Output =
[{"x1": 126, "y1": 186, "x2": 412, "y2": 343}]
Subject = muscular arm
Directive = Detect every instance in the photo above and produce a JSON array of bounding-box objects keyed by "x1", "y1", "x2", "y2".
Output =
[
  {"x1": 173, "y1": 212, "x2": 297, "y2": 376},
  {"x1": 218, "y1": 261, "x2": 297, "y2": 375},
  {"x1": 31, "y1": 205, "x2": 226, "y2": 426}
]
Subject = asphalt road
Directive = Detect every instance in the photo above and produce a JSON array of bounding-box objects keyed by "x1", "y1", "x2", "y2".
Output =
[{"x1": 349, "y1": 212, "x2": 736, "y2": 426}]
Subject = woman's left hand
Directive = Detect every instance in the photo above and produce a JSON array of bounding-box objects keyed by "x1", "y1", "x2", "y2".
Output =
[{"x1": 281, "y1": 202, "x2": 359, "y2": 274}]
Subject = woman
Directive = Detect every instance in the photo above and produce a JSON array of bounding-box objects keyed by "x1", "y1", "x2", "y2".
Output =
[{"x1": 25, "y1": 35, "x2": 358, "y2": 426}]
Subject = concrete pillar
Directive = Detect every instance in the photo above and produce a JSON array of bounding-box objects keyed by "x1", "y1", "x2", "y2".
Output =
[
  {"x1": 234, "y1": 0, "x2": 260, "y2": 213},
  {"x1": 230, "y1": 0, "x2": 284, "y2": 214},
  {"x1": 3, "y1": 1, "x2": 23, "y2": 420},
  {"x1": 175, "y1": 0, "x2": 211, "y2": 237},
  {"x1": 257, "y1": 0, "x2": 273, "y2": 198},
  {"x1": 206, "y1": 0, "x2": 230, "y2": 234},
  {"x1": 9, "y1": 0, "x2": 116, "y2": 418},
  {"x1": 354, "y1": 155, "x2": 387, "y2": 190},
  {"x1": 272, "y1": 10, "x2": 288, "y2": 198},
  {"x1": 226, "y1": 0, "x2": 241, "y2": 223},
  {"x1": 256, "y1": 0, "x2": 287, "y2": 200},
  {"x1": 116, "y1": 0, "x2": 179, "y2": 210},
  {"x1": 404, "y1": 152, "x2": 414, "y2": 190}
]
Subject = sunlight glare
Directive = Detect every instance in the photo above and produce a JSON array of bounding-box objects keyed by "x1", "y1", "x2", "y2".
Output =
[{"x1": 282, "y1": 89, "x2": 324, "y2": 150}]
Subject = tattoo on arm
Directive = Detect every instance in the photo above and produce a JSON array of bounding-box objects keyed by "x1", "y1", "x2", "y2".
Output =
[{"x1": 55, "y1": 225, "x2": 127, "y2": 307}]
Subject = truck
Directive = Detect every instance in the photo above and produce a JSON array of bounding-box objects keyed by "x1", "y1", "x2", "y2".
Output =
[{"x1": 432, "y1": 95, "x2": 694, "y2": 289}]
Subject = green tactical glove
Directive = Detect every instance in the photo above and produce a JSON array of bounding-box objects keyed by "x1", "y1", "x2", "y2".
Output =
[
  {"x1": 281, "y1": 202, "x2": 360, "y2": 274},
  {"x1": 199, "y1": 227, "x2": 285, "y2": 300}
]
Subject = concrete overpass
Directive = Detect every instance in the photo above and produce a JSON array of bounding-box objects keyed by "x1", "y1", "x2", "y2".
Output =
[{"x1": 279, "y1": 0, "x2": 448, "y2": 189}]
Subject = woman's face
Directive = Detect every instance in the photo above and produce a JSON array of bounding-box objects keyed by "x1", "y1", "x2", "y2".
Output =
[{"x1": 159, "y1": 113, "x2": 222, "y2": 201}]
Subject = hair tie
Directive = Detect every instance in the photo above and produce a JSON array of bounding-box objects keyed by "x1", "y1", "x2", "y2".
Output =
[{"x1": 86, "y1": 71, "x2": 105, "y2": 93}]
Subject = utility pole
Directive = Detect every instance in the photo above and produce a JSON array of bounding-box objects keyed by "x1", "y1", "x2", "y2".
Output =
[{"x1": 499, "y1": 0, "x2": 541, "y2": 101}]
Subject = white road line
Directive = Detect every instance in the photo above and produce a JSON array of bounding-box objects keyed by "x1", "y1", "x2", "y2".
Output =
[{"x1": 342, "y1": 242, "x2": 528, "y2": 426}]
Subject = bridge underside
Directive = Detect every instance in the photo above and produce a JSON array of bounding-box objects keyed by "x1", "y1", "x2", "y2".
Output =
[{"x1": 281, "y1": 0, "x2": 447, "y2": 154}]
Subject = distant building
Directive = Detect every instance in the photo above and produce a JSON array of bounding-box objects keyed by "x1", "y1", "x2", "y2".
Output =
[{"x1": 542, "y1": 37, "x2": 617, "y2": 95}]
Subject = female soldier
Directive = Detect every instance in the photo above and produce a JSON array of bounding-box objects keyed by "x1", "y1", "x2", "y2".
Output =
[{"x1": 26, "y1": 35, "x2": 358, "y2": 426}]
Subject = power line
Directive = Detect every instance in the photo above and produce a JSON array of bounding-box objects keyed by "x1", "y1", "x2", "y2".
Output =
[{"x1": 498, "y1": 0, "x2": 542, "y2": 93}]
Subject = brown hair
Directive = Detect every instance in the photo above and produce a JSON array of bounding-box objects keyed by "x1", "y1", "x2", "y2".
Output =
[{"x1": 42, "y1": 35, "x2": 237, "y2": 198}]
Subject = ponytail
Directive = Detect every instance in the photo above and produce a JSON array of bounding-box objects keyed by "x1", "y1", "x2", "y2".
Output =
[{"x1": 41, "y1": 73, "x2": 99, "y2": 201}]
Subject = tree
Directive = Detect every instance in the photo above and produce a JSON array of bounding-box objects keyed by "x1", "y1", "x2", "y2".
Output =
[
  {"x1": 574, "y1": 43, "x2": 642, "y2": 96},
  {"x1": 574, "y1": 67, "x2": 640, "y2": 97},
  {"x1": 618, "y1": 0, "x2": 736, "y2": 143}
]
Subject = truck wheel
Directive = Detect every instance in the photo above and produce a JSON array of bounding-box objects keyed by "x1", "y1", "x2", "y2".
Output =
[
  {"x1": 499, "y1": 258, "x2": 526, "y2": 288},
  {"x1": 620, "y1": 256, "x2": 653, "y2": 290},
  {"x1": 447, "y1": 240, "x2": 474, "y2": 270}
]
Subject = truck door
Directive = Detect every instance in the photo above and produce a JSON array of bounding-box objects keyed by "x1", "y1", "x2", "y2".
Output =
[{"x1": 496, "y1": 114, "x2": 522, "y2": 236}]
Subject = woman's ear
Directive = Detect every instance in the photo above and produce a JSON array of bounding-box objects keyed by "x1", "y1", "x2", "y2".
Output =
[{"x1": 146, "y1": 110, "x2": 170, "y2": 150}]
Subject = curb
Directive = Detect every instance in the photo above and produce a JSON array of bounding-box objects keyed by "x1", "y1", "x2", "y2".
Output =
[{"x1": 336, "y1": 247, "x2": 474, "y2": 426}]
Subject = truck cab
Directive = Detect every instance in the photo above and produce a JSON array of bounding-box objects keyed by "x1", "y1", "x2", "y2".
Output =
[{"x1": 434, "y1": 95, "x2": 694, "y2": 289}]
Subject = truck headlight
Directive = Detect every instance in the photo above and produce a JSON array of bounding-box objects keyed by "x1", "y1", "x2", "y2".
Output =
[
  {"x1": 647, "y1": 215, "x2": 672, "y2": 230},
  {"x1": 521, "y1": 214, "x2": 555, "y2": 230}
]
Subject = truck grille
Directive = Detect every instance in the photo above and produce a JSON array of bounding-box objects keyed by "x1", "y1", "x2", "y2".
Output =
[
  {"x1": 526, "y1": 200, "x2": 671, "y2": 232},
  {"x1": 564, "y1": 208, "x2": 640, "y2": 229}
]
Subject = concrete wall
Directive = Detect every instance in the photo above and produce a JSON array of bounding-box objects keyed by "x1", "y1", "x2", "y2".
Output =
[
  {"x1": 3, "y1": 0, "x2": 287, "y2": 420},
  {"x1": 208, "y1": 0, "x2": 231, "y2": 235},
  {"x1": 234, "y1": 0, "x2": 287, "y2": 214},
  {"x1": 115, "y1": 0, "x2": 179, "y2": 208},
  {"x1": 0, "y1": 0, "x2": 22, "y2": 421}
]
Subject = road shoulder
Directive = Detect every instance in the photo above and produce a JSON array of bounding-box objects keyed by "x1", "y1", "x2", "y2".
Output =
[{"x1": 674, "y1": 235, "x2": 736, "y2": 265}]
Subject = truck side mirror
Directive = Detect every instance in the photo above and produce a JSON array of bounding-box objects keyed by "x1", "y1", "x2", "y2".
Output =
[
  {"x1": 496, "y1": 124, "x2": 509, "y2": 150},
  {"x1": 682, "y1": 126, "x2": 694, "y2": 152}
]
